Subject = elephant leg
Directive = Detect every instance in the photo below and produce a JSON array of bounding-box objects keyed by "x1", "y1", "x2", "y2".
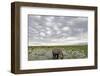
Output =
[
  {"x1": 53, "y1": 54, "x2": 58, "y2": 59},
  {"x1": 59, "y1": 54, "x2": 64, "y2": 59},
  {"x1": 56, "y1": 54, "x2": 59, "y2": 59},
  {"x1": 53, "y1": 53, "x2": 56, "y2": 59}
]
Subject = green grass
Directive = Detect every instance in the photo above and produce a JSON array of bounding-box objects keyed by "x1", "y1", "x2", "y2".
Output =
[{"x1": 28, "y1": 45, "x2": 88, "y2": 61}]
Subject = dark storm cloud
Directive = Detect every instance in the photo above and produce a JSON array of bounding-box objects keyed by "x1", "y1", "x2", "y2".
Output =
[{"x1": 28, "y1": 15, "x2": 88, "y2": 44}]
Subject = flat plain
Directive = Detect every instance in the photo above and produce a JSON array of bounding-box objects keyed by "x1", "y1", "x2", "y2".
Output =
[{"x1": 28, "y1": 45, "x2": 88, "y2": 61}]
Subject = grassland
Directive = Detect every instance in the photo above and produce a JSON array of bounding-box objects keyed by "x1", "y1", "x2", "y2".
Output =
[{"x1": 28, "y1": 45, "x2": 88, "y2": 61}]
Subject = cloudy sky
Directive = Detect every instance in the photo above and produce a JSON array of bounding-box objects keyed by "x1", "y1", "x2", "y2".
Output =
[{"x1": 28, "y1": 15, "x2": 88, "y2": 45}]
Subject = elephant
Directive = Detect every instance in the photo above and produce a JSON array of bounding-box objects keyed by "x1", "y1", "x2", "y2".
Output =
[{"x1": 52, "y1": 48, "x2": 64, "y2": 59}]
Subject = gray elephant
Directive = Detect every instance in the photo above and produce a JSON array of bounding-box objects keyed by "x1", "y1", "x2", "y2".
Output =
[{"x1": 52, "y1": 48, "x2": 64, "y2": 59}]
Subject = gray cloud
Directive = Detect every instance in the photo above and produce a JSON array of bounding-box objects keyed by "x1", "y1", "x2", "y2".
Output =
[{"x1": 28, "y1": 15, "x2": 88, "y2": 45}]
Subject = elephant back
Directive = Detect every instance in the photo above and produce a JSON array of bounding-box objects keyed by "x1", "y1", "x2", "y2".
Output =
[{"x1": 52, "y1": 48, "x2": 62, "y2": 54}]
